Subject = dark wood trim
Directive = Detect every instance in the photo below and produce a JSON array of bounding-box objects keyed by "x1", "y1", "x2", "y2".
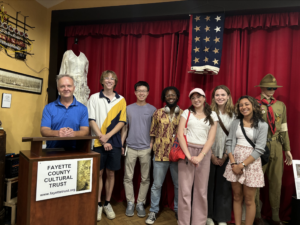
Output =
[
  {"x1": 22, "y1": 136, "x2": 98, "y2": 142},
  {"x1": 48, "y1": 0, "x2": 300, "y2": 102}
]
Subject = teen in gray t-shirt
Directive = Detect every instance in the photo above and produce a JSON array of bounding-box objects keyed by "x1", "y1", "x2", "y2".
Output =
[
  {"x1": 121, "y1": 81, "x2": 156, "y2": 217},
  {"x1": 126, "y1": 103, "x2": 156, "y2": 150}
]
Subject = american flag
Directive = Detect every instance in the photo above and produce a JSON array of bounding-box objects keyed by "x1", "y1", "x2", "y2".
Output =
[{"x1": 188, "y1": 12, "x2": 225, "y2": 75}]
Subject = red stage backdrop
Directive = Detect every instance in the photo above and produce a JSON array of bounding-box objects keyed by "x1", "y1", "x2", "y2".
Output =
[{"x1": 64, "y1": 12, "x2": 300, "y2": 221}]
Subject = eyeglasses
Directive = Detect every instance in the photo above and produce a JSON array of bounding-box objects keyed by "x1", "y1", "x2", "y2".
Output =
[
  {"x1": 165, "y1": 94, "x2": 177, "y2": 98},
  {"x1": 267, "y1": 87, "x2": 277, "y2": 91},
  {"x1": 136, "y1": 90, "x2": 148, "y2": 93},
  {"x1": 104, "y1": 77, "x2": 116, "y2": 81}
]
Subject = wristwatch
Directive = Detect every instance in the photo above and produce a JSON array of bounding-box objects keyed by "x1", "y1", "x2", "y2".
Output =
[{"x1": 241, "y1": 162, "x2": 246, "y2": 168}]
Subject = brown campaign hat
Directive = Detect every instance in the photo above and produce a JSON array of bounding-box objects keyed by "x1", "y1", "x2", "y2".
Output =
[{"x1": 255, "y1": 74, "x2": 283, "y2": 88}]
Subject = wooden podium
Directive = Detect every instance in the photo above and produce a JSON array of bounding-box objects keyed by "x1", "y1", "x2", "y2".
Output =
[{"x1": 17, "y1": 136, "x2": 100, "y2": 225}]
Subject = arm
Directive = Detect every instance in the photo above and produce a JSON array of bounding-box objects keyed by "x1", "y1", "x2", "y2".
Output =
[
  {"x1": 150, "y1": 137, "x2": 154, "y2": 149},
  {"x1": 121, "y1": 124, "x2": 128, "y2": 146},
  {"x1": 40, "y1": 106, "x2": 63, "y2": 137},
  {"x1": 41, "y1": 127, "x2": 60, "y2": 137},
  {"x1": 191, "y1": 121, "x2": 218, "y2": 164},
  {"x1": 280, "y1": 104, "x2": 292, "y2": 165},
  {"x1": 67, "y1": 127, "x2": 89, "y2": 137},
  {"x1": 150, "y1": 110, "x2": 158, "y2": 138},
  {"x1": 225, "y1": 120, "x2": 236, "y2": 160},
  {"x1": 100, "y1": 97, "x2": 127, "y2": 143},
  {"x1": 250, "y1": 122, "x2": 268, "y2": 160},
  {"x1": 177, "y1": 116, "x2": 192, "y2": 160},
  {"x1": 99, "y1": 122, "x2": 125, "y2": 143},
  {"x1": 89, "y1": 120, "x2": 103, "y2": 139}
]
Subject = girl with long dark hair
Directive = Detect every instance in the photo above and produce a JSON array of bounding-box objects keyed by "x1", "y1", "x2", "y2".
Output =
[{"x1": 223, "y1": 95, "x2": 268, "y2": 225}]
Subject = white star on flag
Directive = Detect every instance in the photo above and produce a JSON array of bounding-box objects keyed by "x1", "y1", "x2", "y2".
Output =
[
  {"x1": 214, "y1": 26, "x2": 221, "y2": 32},
  {"x1": 215, "y1": 16, "x2": 221, "y2": 22}
]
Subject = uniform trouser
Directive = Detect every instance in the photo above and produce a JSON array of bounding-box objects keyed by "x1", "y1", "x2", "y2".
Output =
[
  {"x1": 178, "y1": 144, "x2": 211, "y2": 225},
  {"x1": 207, "y1": 158, "x2": 232, "y2": 222},
  {"x1": 124, "y1": 147, "x2": 151, "y2": 204},
  {"x1": 255, "y1": 140, "x2": 283, "y2": 221},
  {"x1": 149, "y1": 157, "x2": 178, "y2": 213}
]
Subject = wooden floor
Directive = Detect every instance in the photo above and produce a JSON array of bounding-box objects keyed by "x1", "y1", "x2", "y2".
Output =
[{"x1": 98, "y1": 201, "x2": 177, "y2": 225}]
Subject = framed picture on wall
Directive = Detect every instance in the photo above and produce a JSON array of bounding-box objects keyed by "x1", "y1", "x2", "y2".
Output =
[{"x1": 0, "y1": 68, "x2": 43, "y2": 94}]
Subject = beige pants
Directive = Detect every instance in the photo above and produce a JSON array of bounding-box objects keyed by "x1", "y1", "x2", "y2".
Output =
[{"x1": 124, "y1": 147, "x2": 151, "y2": 204}]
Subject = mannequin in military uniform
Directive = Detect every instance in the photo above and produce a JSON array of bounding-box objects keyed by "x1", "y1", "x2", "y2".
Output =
[{"x1": 254, "y1": 74, "x2": 293, "y2": 225}]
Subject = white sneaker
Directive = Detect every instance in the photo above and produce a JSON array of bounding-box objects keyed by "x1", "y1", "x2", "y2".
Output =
[
  {"x1": 218, "y1": 223, "x2": 227, "y2": 225},
  {"x1": 97, "y1": 206, "x2": 102, "y2": 221},
  {"x1": 206, "y1": 218, "x2": 215, "y2": 225},
  {"x1": 103, "y1": 203, "x2": 116, "y2": 219},
  {"x1": 145, "y1": 212, "x2": 157, "y2": 225}
]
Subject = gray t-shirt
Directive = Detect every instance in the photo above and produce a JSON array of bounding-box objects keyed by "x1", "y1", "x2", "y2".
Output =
[{"x1": 126, "y1": 103, "x2": 156, "y2": 150}]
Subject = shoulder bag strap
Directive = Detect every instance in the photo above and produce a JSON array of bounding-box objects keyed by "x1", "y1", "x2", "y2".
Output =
[
  {"x1": 216, "y1": 113, "x2": 229, "y2": 136},
  {"x1": 185, "y1": 111, "x2": 191, "y2": 128},
  {"x1": 240, "y1": 119, "x2": 255, "y2": 148}
]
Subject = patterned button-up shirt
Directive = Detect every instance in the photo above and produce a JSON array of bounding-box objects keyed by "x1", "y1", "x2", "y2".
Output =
[{"x1": 150, "y1": 108, "x2": 183, "y2": 161}]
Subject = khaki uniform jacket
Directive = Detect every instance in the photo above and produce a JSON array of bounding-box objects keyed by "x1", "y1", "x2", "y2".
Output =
[{"x1": 258, "y1": 94, "x2": 290, "y2": 151}]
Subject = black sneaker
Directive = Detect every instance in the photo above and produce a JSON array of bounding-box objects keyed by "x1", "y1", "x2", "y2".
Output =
[{"x1": 145, "y1": 212, "x2": 157, "y2": 224}]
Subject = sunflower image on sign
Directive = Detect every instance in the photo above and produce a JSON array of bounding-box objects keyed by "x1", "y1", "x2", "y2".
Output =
[{"x1": 76, "y1": 160, "x2": 91, "y2": 191}]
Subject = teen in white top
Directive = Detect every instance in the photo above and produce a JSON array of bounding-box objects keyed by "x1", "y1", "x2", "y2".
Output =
[{"x1": 181, "y1": 109, "x2": 219, "y2": 145}]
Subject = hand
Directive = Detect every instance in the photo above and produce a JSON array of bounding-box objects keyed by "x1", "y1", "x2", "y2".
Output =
[
  {"x1": 58, "y1": 128, "x2": 68, "y2": 137},
  {"x1": 232, "y1": 163, "x2": 243, "y2": 175},
  {"x1": 103, "y1": 143, "x2": 113, "y2": 151},
  {"x1": 285, "y1": 151, "x2": 293, "y2": 166},
  {"x1": 191, "y1": 153, "x2": 204, "y2": 165},
  {"x1": 122, "y1": 147, "x2": 125, "y2": 155},
  {"x1": 100, "y1": 134, "x2": 110, "y2": 144},
  {"x1": 64, "y1": 128, "x2": 75, "y2": 137},
  {"x1": 211, "y1": 154, "x2": 220, "y2": 166},
  {"x1": 187, "y1": 155, "x2": 197, "y2": 166},
  {"x1": 58, "y1": 127, "x2": 74, "y2": 137},
  {"x1": 150, "y1": 142, "x2": 153, "y2": 150},
  {"x1": 218, "y1": 155, "x2": 227, "y2": 167}
]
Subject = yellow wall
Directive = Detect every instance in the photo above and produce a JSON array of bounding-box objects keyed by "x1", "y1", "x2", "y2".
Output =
[
  {"x1": 0, "y1": 0, "x2": 181, "y2": 153},
  {"x1": 0, "y1": 1, "x2": 49, "y2": 153},
  {"x1": 49, "y1": 0, "x2": 181, "y2": 10}
]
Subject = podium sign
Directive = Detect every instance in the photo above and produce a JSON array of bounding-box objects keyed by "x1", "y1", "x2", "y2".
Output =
[{"x1": 36, "y1": 158, "x2": 93, "y2": 201}]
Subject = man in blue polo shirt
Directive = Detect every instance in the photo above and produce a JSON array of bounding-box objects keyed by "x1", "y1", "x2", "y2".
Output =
[{"x1": 41, "y1": 74, "x2": 89, "y2": 149}]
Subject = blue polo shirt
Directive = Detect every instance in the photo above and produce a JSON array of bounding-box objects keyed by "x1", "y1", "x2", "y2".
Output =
[{"x1": 41, "y1": 96, "x2": 89, "y2": 149}]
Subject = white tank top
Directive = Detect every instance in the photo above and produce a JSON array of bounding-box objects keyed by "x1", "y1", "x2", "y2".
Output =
[{"x1": 236, "y1": 123, "x2": 254, "y2": 148}]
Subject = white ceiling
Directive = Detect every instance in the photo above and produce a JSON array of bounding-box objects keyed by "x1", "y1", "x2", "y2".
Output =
[{"x1": 35, "y1": 0, "x2": 65, "y2": 9}]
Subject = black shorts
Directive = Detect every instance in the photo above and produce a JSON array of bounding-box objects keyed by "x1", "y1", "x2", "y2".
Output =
[{"x1": 93, "y1": 146, "x2": 122, "y2": 171}]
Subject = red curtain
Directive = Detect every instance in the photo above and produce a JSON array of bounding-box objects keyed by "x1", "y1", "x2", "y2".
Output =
[{"x1": 65, "y1": 12, "x2": 300, "y2": 221}]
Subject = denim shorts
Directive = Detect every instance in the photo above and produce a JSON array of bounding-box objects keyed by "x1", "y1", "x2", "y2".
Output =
[{"x1": 93, "y1": 146, "x2": 122, "y2": 171}]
